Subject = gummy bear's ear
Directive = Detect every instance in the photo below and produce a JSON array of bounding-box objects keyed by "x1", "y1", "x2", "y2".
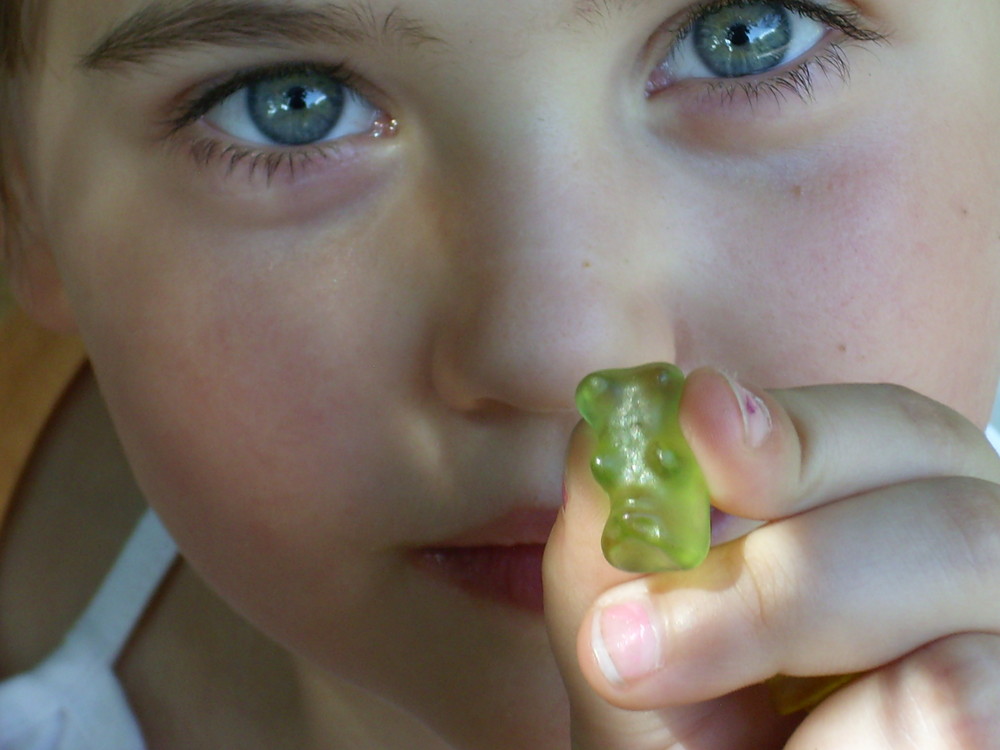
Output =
[
  {"x1": 575, "y1": 372, "x2": 615, "y2": 427},
  {"x1": 643, "y1": 362, "x2": 683, "y2": 389}
]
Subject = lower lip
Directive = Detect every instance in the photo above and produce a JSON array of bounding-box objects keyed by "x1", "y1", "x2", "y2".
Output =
[{"x1": 413, "y1": 545, "x2": 547, "y2": 614}]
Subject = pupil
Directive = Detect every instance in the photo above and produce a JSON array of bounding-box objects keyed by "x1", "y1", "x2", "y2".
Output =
[
  {"x1": 287, "y1": 86, "x2": 308, "y2": 111},
  {"x1": 728, "y1": 24, "x2": 751, "y2": 47}
]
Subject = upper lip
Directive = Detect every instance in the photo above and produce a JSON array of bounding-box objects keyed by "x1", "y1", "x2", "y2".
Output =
[{"x1": 424, "y1": 507, "x2": 560, "y2": 548}]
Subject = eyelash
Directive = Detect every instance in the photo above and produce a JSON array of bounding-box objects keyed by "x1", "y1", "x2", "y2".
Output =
[
  {"x1": 185, "y1": 137, "x2": 337, "y2": 182},
  {"x1": 163, "y1": 0, "x2": 888, "y2": 181},
  {"x1": 656, "y1": 0, "x2": 888, "y2": 104},
  {"x1": 671, "y1": 0, "x2": 884, "y2": 44},
  {"x1": 163, "y1": 61, "x2": 386, "y2": 183}
]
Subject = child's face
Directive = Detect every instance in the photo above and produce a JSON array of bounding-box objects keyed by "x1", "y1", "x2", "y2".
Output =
[{"x1": 17, "y1": 0, "x2": 1000, "y2": 745}]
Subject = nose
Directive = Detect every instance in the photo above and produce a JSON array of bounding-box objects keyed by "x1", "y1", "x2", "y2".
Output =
[{"x1": 430, "y1": 122, "x2": 680, "y2": 415}]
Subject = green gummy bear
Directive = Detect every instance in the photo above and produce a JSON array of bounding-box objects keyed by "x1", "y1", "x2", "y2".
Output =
[{"x1": 575, "y1": 363, "x2": 710, "y2": 573}]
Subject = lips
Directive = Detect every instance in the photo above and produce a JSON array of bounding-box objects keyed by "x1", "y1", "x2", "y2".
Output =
[{"x1": 412, "y1": 508, "x2": 560, "y2": 614}]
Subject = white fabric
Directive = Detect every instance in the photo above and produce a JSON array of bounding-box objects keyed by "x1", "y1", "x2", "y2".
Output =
[
  {"x1": 987, "y1": 424, "x2": 1000, "y2": 453},
  {"x1": 0, "y1": 510, "x2": 177, "y2": 750}
]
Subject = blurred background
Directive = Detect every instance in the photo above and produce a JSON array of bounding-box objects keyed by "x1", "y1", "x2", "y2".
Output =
[{"x1": 0, "y1": 265, "x2": 11, "y2": 316}]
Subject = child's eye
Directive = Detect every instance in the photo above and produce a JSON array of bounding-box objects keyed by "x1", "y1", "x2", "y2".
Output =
[
  {"x1": 202, "y1": 70, "x2": 381, "y2": 147},
  {"x1": 163, "y1": 63, "x2": 397, "y2": 188},
  {"x1": 647, "y1": 1, "x2": 885, "y2": 97},
  {"x1": 669, "y1": 3, "x2": 825, "y2": 80}
]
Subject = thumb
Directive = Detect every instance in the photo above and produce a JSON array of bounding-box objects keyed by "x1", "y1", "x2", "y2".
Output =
[
  {"x1": 543, "y1": 422, "x2": 705, "y2": 749},
  {"x1": 543, "y1": 421, "x2": 793, "y2": 750}
]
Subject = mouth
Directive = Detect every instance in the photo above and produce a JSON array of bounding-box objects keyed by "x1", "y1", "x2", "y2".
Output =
[{"x1": 411, "y1": 508, "x2": 560, "y2": 615}]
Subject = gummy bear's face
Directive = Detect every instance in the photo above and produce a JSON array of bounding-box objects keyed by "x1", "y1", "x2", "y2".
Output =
[
  {"x1": 575, "y1": 362, "x2": 686, "y2": 493},
  {"x1": 576, "y1": 363, "x2": 681, "y2": 435}
]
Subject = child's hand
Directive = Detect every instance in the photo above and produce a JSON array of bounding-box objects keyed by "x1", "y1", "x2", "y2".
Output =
[{"x1": 544, "y1": 368, "x2": 1000, "y2": 749}]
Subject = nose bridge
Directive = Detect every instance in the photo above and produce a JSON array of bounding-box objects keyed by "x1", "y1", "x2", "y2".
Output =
[{"x1": 430, "y1": 116, "x2": 678, "y2": 414}]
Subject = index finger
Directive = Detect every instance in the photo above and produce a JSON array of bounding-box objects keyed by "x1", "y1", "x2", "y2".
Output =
[{"x1": 680, "y1": 368, "x2": 1000, "y2": 521}]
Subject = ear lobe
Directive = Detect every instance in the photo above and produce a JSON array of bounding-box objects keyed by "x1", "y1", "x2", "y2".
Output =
[{"x1": 5, "y1": 236, "x2": 78, "y2": 334}]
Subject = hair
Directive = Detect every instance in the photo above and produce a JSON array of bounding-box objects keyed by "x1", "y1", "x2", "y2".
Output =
[
  {"x1": 1, "y1": 0, "x2": 33, "y2": 70},
  {"x1": 0, "y1": 0, "x2": 43, "y2": 269}
]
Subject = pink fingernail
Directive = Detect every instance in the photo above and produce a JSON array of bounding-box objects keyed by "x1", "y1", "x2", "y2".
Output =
[
  {"x1": 592, "y1": 599, "x2": 662, "y2": 685},
  {"x1": 727, "y1": 376, "x2": 771, "y2": 448}
]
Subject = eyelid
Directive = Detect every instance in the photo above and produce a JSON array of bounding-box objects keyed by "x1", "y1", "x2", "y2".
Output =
[
  {"x1": 159, "y1": 59, "x2": 398, "y2": 191},
  {"x1": 668, "y1": 9, "x2": 827, "y2": 80},
  {"x1": 666, "y1": 0, "x2": 887, "y2": 45},
  {"x1": 643, "y1": 0, "x2": 889, "y2": 98},
  {"x1": 163, "y1": 60, "x2": 372, "y2": 136}
]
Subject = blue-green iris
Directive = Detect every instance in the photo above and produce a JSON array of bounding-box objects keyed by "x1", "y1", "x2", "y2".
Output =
[
  {"x1": 247, "y1": 73, "x2": 346, "y2": 146},
  {"x1": 694, "y1": 3, "x2": 792, "y2": 78}
]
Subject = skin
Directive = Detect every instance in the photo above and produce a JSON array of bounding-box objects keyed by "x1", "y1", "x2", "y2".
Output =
[{"x1": 4, "y1": 0, "x2": 1000, "y2": 747}]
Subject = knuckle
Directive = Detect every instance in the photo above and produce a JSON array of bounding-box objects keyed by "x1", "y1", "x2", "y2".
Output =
[
  {"x1": 885, "y1": 635, "x2": 1000, "y2": 750},
  {"x1": 936, "y1": 478, "x2": 1000, "y2": 586},
  {"x1": 886, "y1": 384, "x2": 992, "y2": 474},
  {"x1": 885, "y1": 383, "x2": 959, "y2": 434},
  {"x1": 734, "y1": 537, "x2": 797, "y2": 657}
]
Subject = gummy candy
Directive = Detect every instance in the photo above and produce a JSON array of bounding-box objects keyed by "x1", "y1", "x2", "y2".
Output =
[
  {"x1": 575, "y1": 362, "x2": 710, "y2": 573},
  {"x1": 575, "y1": 362, "x2": 856, "y2": 712},
  {"x1": 766, "y1": 673, "x2": 860, "y2": 715}
]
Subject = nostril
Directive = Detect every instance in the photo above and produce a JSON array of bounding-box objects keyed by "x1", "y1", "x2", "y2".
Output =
[{"x1": 429, "y1": 328, "x2": 586, "y2": 416}]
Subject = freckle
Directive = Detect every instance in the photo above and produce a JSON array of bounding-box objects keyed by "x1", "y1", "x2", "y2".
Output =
[
  {"x1": 838, "y1": 343, "x2": 847, "y2": 353},
  {"x1": 582, "y1": 261, "x2": 592, "y2": 269},
  {"x1": 791, "y1": 185, "x2": 802, "y2": 198}
]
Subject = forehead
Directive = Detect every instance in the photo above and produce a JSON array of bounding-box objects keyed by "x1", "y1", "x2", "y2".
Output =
[
  {"x1": 41, "y1": 0, "x2": 1000, "y2": 65},
  {"x1": 32, "y1": 0, "x2": 681, "y2": 105},
  {"x1": 48, "y1": 0, "x2": 638, "y2": 53}
]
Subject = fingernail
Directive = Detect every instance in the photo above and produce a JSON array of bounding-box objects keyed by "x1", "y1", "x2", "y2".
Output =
[
  {"x1": 592, "y1": 598, "x2": 662, "y2": 685},
  {"x1": 726, "y1": 375, "x2": 772, "y2": 448}
]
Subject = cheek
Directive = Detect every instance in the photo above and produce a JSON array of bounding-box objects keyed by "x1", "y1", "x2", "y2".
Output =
[
  {"x1": 93, "y1": 262, "x2": 390, "y2": 534},
  {"x1": 47, "y1": 164, "x2": 440, "y2": 622},
  {"x1": 685, "y1": 129, "x2": 1000, "y2": 422},
  {"x1": 830, "y1": 136, "x2": 1000, "y2": 419}
]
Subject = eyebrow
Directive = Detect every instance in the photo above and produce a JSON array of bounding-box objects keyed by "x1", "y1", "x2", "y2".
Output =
[
  {"x1": 80, "y1": 0, "x2": 652, "y2": 73},
  {"x1": 572, "y1": 0, "x2": 645, "y2": 22},
  {"x1": 80, "y1": 0, "x2": 443, "y2": 72}
]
